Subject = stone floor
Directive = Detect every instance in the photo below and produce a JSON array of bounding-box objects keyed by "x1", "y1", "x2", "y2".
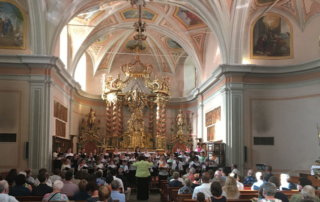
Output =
[{"x1": 129, "y1": 189, "x2": 161, "y2": 202}]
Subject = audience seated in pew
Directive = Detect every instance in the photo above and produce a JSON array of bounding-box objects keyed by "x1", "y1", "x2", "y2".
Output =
[
  {"x1": 193, "y1": 172, "x2": 211, "y2": 199},
  {"x1": 290, "y1": 178, "x2": 320, "y2": 202},
  {"x1": 209, "y1": 181, "x2": 227, "y2": 202},
  {"x1": 9, "y1": 174, "x2": 30, "y2": 196},
  {"x1": 268, "y1": 176, "x2": 288, "y2": 202},
  {"x1": 61, "y1": 171, "x2": 79, "y2": 196},
  {"x1": 230, "y1": 173, "x2": 244, "y2": 191},
  {"x1": 0, "y1": 180, "x2": 18, "y2": 202},
  {"x1": 244, "y1": 169, "x2": 257, "y2": 185},
  {"x1": 110, "y1": 180, "x2": 125, "y2": 202},
  {"x1": 222, "y1": 177, "x2": 240, "y2": 199},
  {"x1": 49, "y1": 169, "x2": 62, "y2": 184},
  {"x1": 179, "y1": 178, "x2": 194, "y2": 194},
  {"x1": 99, "y1": 185, "x2": 112, "y2": 202},
  {"x1": 31, "y1": 173, "x2": 53, "y2": 196},
  {"x1": 71, "y1": 180, "x2": 90, "y2": 200},
  {"x1": 197, "y1": 192, "x2": 206, "y2": 202},
  {"x1": 280, "y1": 174, "x2": 296, "y2": 191},
  {"x1": 169, "y1": 171, "x2": 184, "y2": 187},
  {"x1": 25, "y1": 168, "x2": 35, "y2": 185},
  {"x1": 192, "y1": 173, "x2": 201, "y2": 189},
  {"x1": 5, "y1": 169, "x2": 17, "y2": 188},
  {"x1": 17, "y1": 171, "x2": 32, "y2": 192},
  {"x1": 72, "y1": 171, "x2": 83, "y2": 186},
  {"x1": 221, "y1": 168, "x2": 228, "y2": 183},
  {"x1": 259, "y1": 182, "x2": 281, "y2": 202},
  {"x1": 42, "y1": 180, "x2": 69, "y2": 201},
  {"x1": 252, "y1": 172, "x2": 264, "y2": 190},
  {"x1": 34, "y1": 168, "x2": 52, "y2": 187},
  {"x1": 264, "y1": 166, "x2": 274, "y2": 182}
]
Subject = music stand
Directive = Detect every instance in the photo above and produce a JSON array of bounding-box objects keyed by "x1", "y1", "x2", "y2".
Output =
[{"x1": 256, "y1": 164, "x2": 267, "y2": 171}]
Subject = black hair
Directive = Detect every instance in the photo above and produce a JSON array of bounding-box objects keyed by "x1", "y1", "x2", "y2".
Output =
[
  {"x1": 65, "y1": 171, "x2": 73, "y2": 181},
  {"x1": 74, "y1": 171, "x2": 83, "y2": 180},
  {"x1": 96, "y1": 171, "x2": 103, "y2": 178},
  {"x1": 38, "y1": 173, "x2": 47, "y2": 183},
  {"x1": 86, "y1": 181, "x2": 98, "y2": 192},
  {"x1": 38, "y1": 168, "x2": 47, "y2": 174},
  {"x1": 15, "y1": 174, "x2": 26, "y2": 186},
  {"x1": 233, "y1": 164, "x2": 237, "y2": 169},
  {"x1": 106, "y1": 174, "x2": 113, "y2": 184},
  {"x1": 138, "y1": 155, "x2": 145, "y2": 161},
  {"x1": 210, "y1": 181, "x2": 222, "y2": 197},
  {"x1": 197, "y1": 192, "x2": 205, "y2": 202},
  {"x1": 299, "y1": 178, "x2": 312, "y2": 187},
  {"x1": 269, "y1": 176, "x2": 280, "y2": 187},
  {"x1": 53, "y1": 168, "x2": 61, "y2": 175},
  {"x1": 110, "y1": 169, "x2": 117, "y2": 176}
]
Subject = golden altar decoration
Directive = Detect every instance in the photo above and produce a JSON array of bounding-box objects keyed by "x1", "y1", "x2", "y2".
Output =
[
  {"x1": 168, "y1": 109, "x2": 193, "y2": 153},
  {"x1": 101, "y1": 55, "x2": 171, "y2": 151}
]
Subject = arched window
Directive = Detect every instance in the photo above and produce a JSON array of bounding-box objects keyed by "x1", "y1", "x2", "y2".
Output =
[
  {"x1": 74, "y1": 54, "x2": 86, "y2": 91},
  {"x1": 59, "y1": 26, "x2": 68, "y2": 69}
]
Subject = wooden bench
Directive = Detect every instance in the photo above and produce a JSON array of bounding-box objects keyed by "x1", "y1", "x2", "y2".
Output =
[
  {"x1": 177, "y1": 194, "x2": 192, "y2": 202},
  {"x1": 184, "y1": 200, "x2": 254, "y2": 202},
  {"x1": 15, "y1": 195, "x2": 72, "y2": 201}
]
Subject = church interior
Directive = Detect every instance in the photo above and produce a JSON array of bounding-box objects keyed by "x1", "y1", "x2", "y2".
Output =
[{"x1": 1, "y1": 0, "x2": 320, "y2": 201}]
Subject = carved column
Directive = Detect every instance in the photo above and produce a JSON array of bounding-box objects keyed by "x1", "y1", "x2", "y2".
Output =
[
  {"x1": 118, "y1": 100, "x2": 123, "y2": 135},
  {"x1": 149, "y1": 102, "x2": 154, "y2": 136},
  {"x1": 112, "y1": 102, "x2": 118, "y2": 136},
  {"x1": 161, "y1": 102, "x2": 167, "y2": 136},
  {"x1": 106, "y1": 101, "x2": 112, "y2": 137},
  {"x1": 155, "y1": 95, "x2": 162, "y2": 137}
]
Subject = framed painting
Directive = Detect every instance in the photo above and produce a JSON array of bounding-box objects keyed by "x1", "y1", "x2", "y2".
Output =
[
  {"x1": 207, "y1": 125, "x2": 215, "y2": 141},
  {"x1": 125, "y1": 39, "x2": 147, "y2": 51},
  {"x1": 174, "y1": 7, "x2": 205, "y2": 29},
  {"x1": 121, "y1": 8, "x2": 157, "y2": 21},
  {"x1": 205, "y1": 110, "x2": 213, "y2": 126},
  {"x1": 56, "y1": 119, "x2": 66, "y2": 138},
  {"x1": 0, "y1": 0, "x2": 26, "y2": 49},
  {"x1": 251, "y1": 13, "x2": 293, "y2": 59},
  {"x1": 166, "y1": 38, "x2": 182, "y2": 50}
]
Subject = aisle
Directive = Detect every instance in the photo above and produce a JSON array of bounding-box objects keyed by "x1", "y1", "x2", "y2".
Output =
[{"x1": 129, "y1": 191, "x2": 161, "y2": 202}]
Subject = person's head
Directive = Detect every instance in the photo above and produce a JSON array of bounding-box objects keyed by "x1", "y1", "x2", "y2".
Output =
[
  {"x1": 222, "y1": 167, "x2": 228, "y2": 176},
  {"x1": 197, "y1": 192, "x2": 205, "y2": 202},
  {"x1": 118, "y1": 167, "x2": 124, "y2": 175},
  {"x1": 197, "y1": 143, "x2": 201, "y2": 148},
  {"x1": 102, "y1": 148, "x2": 106, "y2": 153},
  {"x1": 301, "y1": 185, "x2": 316, "y2": 199},
  {"x1": 93, "y1": 149, "x2": 97, "y2": 154},
  {"x1": 65, "y1": 171, "x2": 73, "y2": 181},
  {"x1": 75, "y1": 171, "x2": 83, "y2": 180},
  {"x1": 263, "y1": 182, "x2": 277, "y2": 197},
  {"x1": 169, "y1": 169, "x2": 175, "y2": 176},
  {"x1": 194, "y1": 173, "x2": 200, "y2": 181},
  {"x1": 82, "y1": 148, "x2": 85, "y2": 153},
  {"x1": 38, "y1": 173, "x2": 47, "y2": 184},
  {"x1": 0, "y1": 180, "x2": 9, "y2": 194},
  {"x1": 298, "y1": 178, "x2": 313, "y2": 190},
  {"x1": 96, "y1": 170, "x2": 103, "y2": 178},
  {"x1": 190, "y1": 168, "x2": 196, "y2": 175},
  {"x1": 214, "y1": 170, "x2": 222, "y2": 178},
  {"x1": 130, "y1": 153, "x2": 135, "y2": 158},
  {"x1": 201, "y1": 172, "x2": 210, "y2": 183},
  {"x1": 111, "y1": 180, "x2": 120, "y2": 191},
  {"x1": 78, "y1": 180, "x2": 88, "y2": 191},
  {"x1": 25, "y1": 168, "x2": 32, "y2": 177},
  {"x1": 38, "y1": 168, "x2": 47, "y2": 174},
  {"x1": 114, "y1": 147, "x2": 118, "y2": 152},
  {"x1": 80, "y1": 158, "x2": 86, "y2": 165},
  {"x1": 223, "y1": 177, "x2": 239, "y2": 198},
  {"x1": 65, "y1": 158, "x2": 70, "y2": 165},
  {"x1": 280, "y1": 173, "x2": 290, "y2": 185},
  {"x1": 256, "y1": 172, "x2": 262, "y2": 180},
  {"x1": 122, "y1": 160, "x2": 126, "y2": 165},
  {"x1": 74, "y1": 154, "x2": 79, "y2": 160},
  {"x1": 181, "y1": 151, "x2": 185, "y2": 155},
  {"x1": 210, "y1": 181, "x2": 222, "y2": 197},
  {"x1": 110, "y1": 169, "x2": 117, "y2": 176},
  {"x1": 268, "y1": 176, "x2": 280, "y2": 188},
  {"x1": 155, "y1": 151, "x2": 159, "y2": 155},
  {"x1": 86, "y1": 181, "x2": 98, "y2": 194},
  {"x1": 200, "y1": 151, "x2": 205, "y2": 157},
  {"x1": 53, "y1": 180, "x2": 64, "y2": 191},
  {"x1": 247, "y1": 169, "x2": 254, "y2": 177},
  {"x1": 232, "y1": 164, "x2": 237, "y2": 170},
  {"x1": 184, "y1": 178, "x2": 192, "y2": 186},
  {"x1": 61, "y1": 170, "x2": 67, "y2": 179},
  {"x1": 193, "y1": 156, "x2": 198, "y2": 162},
  {"x1": 15, "y1": 174, "x2": 26, "y2": 186},
  {"x1": 266, "y1": 165, "x2": 272, "y2": 173},
  {"x1": 138, "y1": 155, "x2": 145, "y2": 161},
  {"x1": 173, "y1": 172, "x2": 180, "y2": 180},
  {"x1": 177, "y1": 147, "x2": 180, "y2": 152},
  {"x1": 88, "y1": 152, "x2": 93, "y2": 158},
  {"x1": 110, "y1": 160, "x2": 114, "y2": 165},
  {"x1": 106, "y1": 175, "x2": 113, "y2": 184},
  {"x1": 98, "y1": 185, "x2": 111, "y2": 201},
  {"x1": 126, "y1": 148, "x2": 129, "y2": 153},
  {"x1": 68, "y1": 148, "x2": 72, "y2": 153},
  {"x1": 135, "y1": 147, "x2": 140, "y2": 153}
]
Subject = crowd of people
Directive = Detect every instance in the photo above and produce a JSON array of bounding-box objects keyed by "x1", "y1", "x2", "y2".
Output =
[{"x1": 0, "y1": 145, "x2": 319, "y2": 202}]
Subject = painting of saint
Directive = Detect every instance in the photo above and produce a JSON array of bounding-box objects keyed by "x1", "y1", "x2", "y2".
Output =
[
  {"x1": 121, "y1": 8, "x2": 156, "y2": 21},
  {"x1": 205, "y1": 111, "x2": 213, "y2": 126},
  {"x1": 125, "y1": 39, "x2": 147, "y2": 51},
  {"x1": 251, "y1": 13, "x2": 293, "y2": 59},
  {"x1": 207, "y1": 126, "x2": 215, "y2": 141},
  {"x1": 0, "y1": 1, "x2": 26, "y2": 49},
  {"x1": 174, "y1": 7, "x2": 205, "y2": 28},
  {"x1": 166, "y1": 38, "x2": 182, "y2": 49}
]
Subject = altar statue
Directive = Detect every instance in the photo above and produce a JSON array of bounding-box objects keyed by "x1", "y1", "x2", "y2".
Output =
[
  {"x1": 176, "y1": 109, "x2": 185, "y2": 126},
  {"x1": 86, "y1": 107, "x2": 96, "y2": 129}
]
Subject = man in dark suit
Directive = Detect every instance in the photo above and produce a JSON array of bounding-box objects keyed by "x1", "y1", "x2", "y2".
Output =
[
  {"x1": 32, "y1": 173, "x2": 53, "y2": 196},
  {"x1": 168, "y1": 172, "x2": 183, "y2": 188}
]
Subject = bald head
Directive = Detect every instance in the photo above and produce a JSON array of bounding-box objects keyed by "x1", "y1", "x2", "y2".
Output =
[{"x1": 202, "y1": 172, "x2": 210, "y2": 183}]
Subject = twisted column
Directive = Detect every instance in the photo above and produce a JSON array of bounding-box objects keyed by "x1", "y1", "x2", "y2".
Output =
[
  {"x1": 106, "y1": 101, "x2": 112, "y2": 136},
  {"x1": 118, "y1": 101, "x2": 123, "y2": 135},
  {"x1": 149, "y1": 102, "x2": 154, "y2": 136},
  {"x1": 112, "y1": 101, "x2": 118, "y2": 136},
  {"x1": 161, "y1": 102, "x2": 167, "y2": 136},
  {"x1": 156, "y1": 96, "x2": 161, "y2": 137}
]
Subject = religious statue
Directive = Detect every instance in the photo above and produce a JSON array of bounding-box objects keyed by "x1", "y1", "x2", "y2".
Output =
[
  {"x1": 176, "y1": 109, "x2": 185, "y2": 127},
  {"x1": 86, "y1": 107, "x2": 96, "y2": 130}
]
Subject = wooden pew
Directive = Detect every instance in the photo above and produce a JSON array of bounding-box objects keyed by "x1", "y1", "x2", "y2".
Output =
[
  {"x1": 15, "y1": 195, "x2": 72, "y2": 201},
  {"x1": 171, "y1": 188, "x2": 179, "y2": 202},
  {"x1": 167, "y1": 187, "x2": 179, "y2": 202},
  {"x1": 177, "y1": 194, "x2": 192, "y2": 202},
  {"x1": 290, "y1": 176, "x2": 300, "y2": 184}
]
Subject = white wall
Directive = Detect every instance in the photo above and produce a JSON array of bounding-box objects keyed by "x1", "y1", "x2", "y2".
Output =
[{"x1": 243, "y1": 83, "x2": 320, "y2": 174}]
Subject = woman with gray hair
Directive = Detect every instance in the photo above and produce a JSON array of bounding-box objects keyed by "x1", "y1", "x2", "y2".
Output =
[
  {"x1": 178, "y1": 178, "x2": 194, "y2": 194},
  {"x1": 301, "y1": 185, "x2": 316, "y2": 200},
  {"x1": 42, "y1": 180, "x2": 69, "y2": 201},
  {"x1": 259, "y1": 182, "x2": 282, "y2": 202}
]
